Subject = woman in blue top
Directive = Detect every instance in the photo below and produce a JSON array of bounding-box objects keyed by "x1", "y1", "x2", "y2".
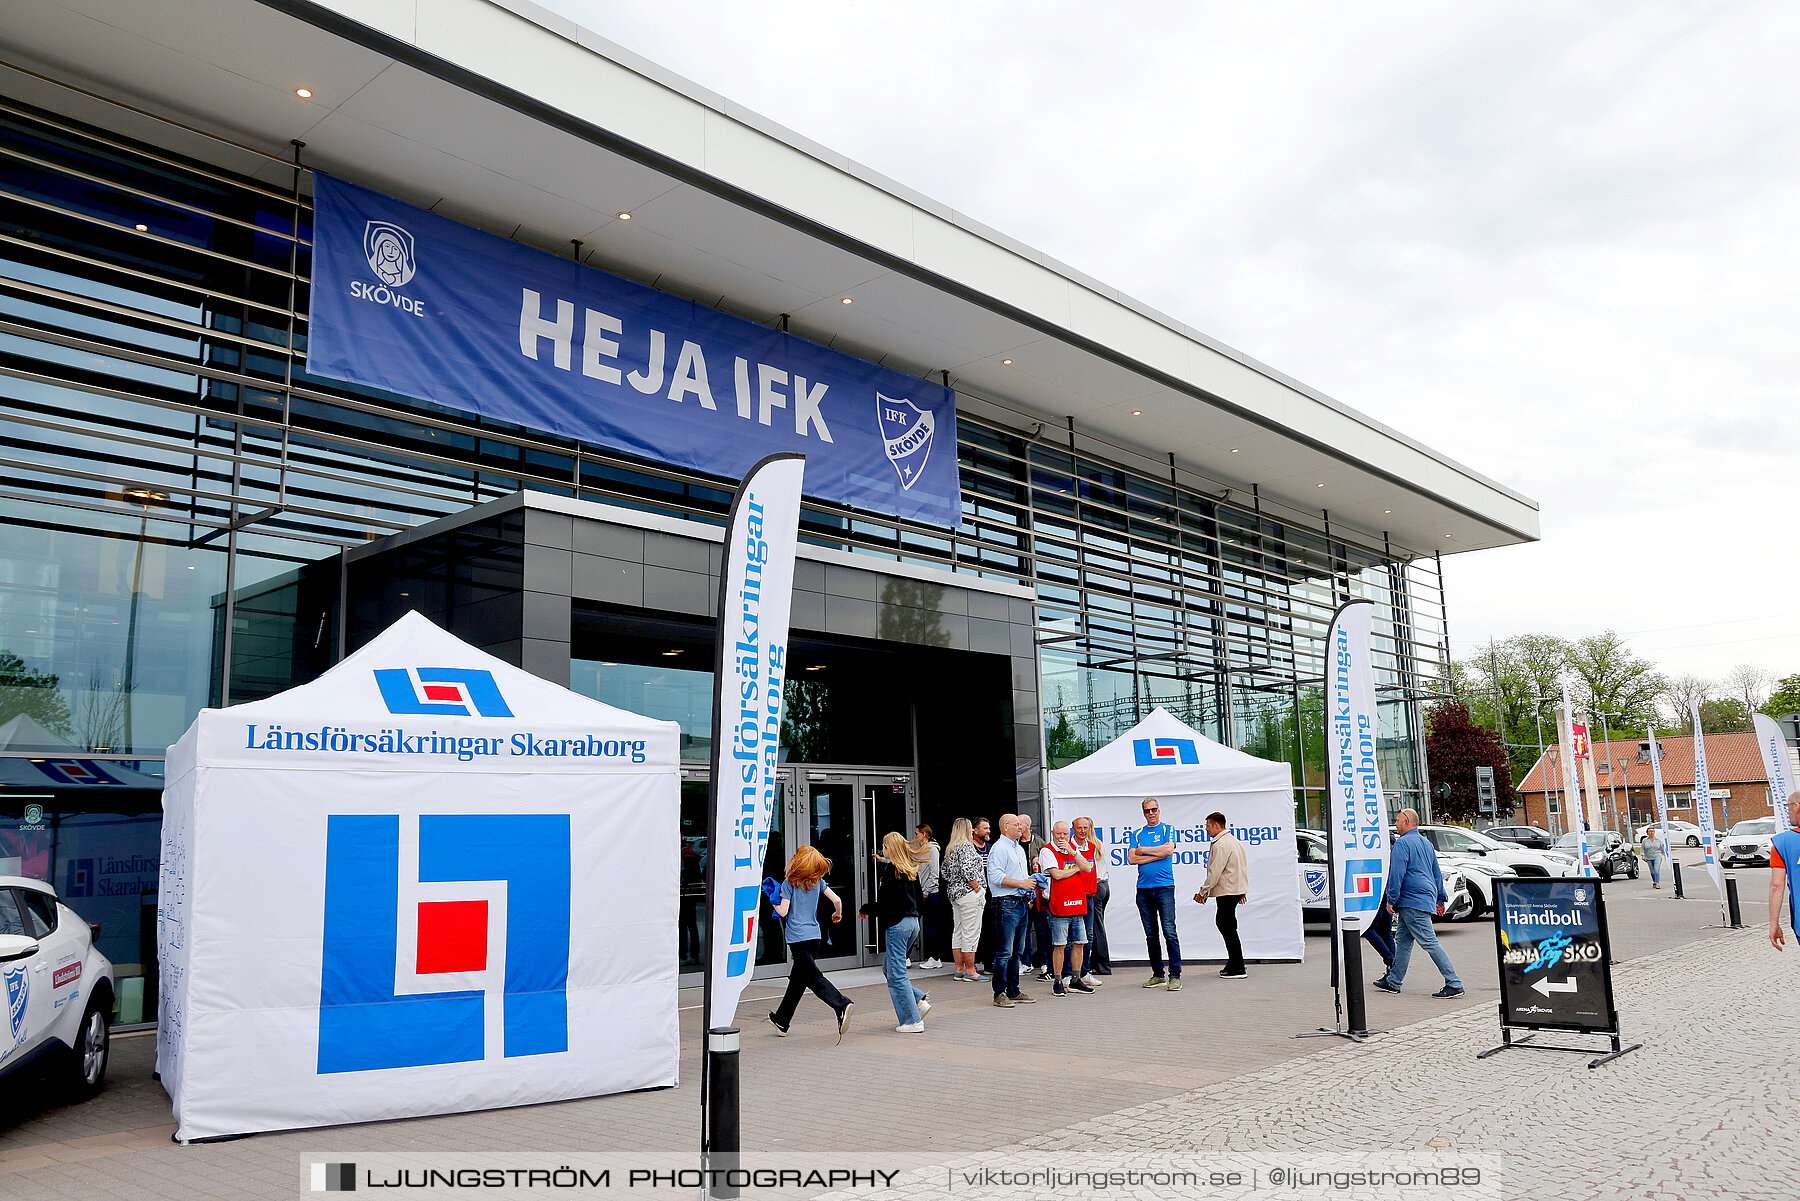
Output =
[{"x1": 768, "y1": 845, "x2": 854, "y2": 1041}]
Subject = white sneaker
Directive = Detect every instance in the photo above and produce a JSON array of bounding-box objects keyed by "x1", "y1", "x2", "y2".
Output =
[
  {"x1": 1081, "y1": 973, "x2": 1102, "y2": 987},
  {"x1": 918, "y1": 999, "x2": 931, "y2": 1016},
  {"x1": 895, "y1": 1022, "x2": 925, "y2": 1034},
  {"x1": 922, "y1": 958, "x2": 942, "y2": 969}
]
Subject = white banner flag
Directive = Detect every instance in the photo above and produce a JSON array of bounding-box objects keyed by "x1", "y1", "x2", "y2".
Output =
[
  {"x1": 1556, "y1": 679, "x2": 1590, "y2": 874},
  {"x1": 1647, "y1": 727, "x2": 1674, "y2": 872},
  {"x1": 1325, "y1": 599, "x2": 1389, "y2": 933},
  {"x1": 1690, "y1": 702, "x2": 1727, "y2": 906},
  {"x1": 705, "y1": 453, "x2": 805, "y2": 1033},
  {"x1": 1753, "y1": 713, "x2": 1796, "y2": 834}
]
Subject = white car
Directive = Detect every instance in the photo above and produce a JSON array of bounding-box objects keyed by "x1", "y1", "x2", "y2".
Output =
[
  {"x1": 1720, "y1": 818, "x2": 1778, "y2": 867},
  {"x1": 1637, "y1": 820, "x2": 1705, "y2": 847},
  {"x1": 1411, "y1": 825, "x2": 1579, "y2": 919},
  {"x1": 0, "y1": 876, "x2": 114, "y2": 1099},
  {"x1": 1296, "y1": 830, "x2": 1473, "y2": 922}
]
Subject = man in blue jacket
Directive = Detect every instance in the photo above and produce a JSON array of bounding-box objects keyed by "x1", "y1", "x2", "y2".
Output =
[{"x1": 1371, "y1": 808, "x2": 1463, "y2": 999}]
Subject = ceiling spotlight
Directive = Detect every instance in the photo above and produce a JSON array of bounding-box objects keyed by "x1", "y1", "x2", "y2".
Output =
[
  {"x1": 617, "y1": 211, "x2": 632, "y2": 220},
  {"x1": 1444, "y1": 533, "x2": 1453, "y2": 538},
  {"x1": 840, "y1": 297, "x2": 854, "y2": 305},
  {"x1": 1315, "y1": 482, "x2": 1324, "y2": 488},
  {"x1": 1131, "y1": 410, "x2": 1142, "y2": 416},
  {"x1": 804, "y1": 664, "x2": 826, "y2": 672},
  {"x1": 134, "y1": 223, "x2": 148, "y2": 232},
  {"x1": 1001, "y1": 358, "x2": 1013, "y2": 366},
  {"x1": 662, "y1": 649, "x2": 683, "y2": 656},
  {"x1": 122, "y1": 486, "x2": 169, "y2": 505},
  {"x1": 1230, "y1": 448, "x2": 1240, "y2": 453},
  {"x1": 1383, "y1": 509, "x2": 1392, "y2": 514},
  {"x1": 295, "y1": 88, "x2": 313, "y2": 99}
]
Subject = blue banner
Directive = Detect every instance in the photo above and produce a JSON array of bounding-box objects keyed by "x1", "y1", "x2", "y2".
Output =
[{"x1": 305, "y1": 175, "x2": 961, "y2": 527}]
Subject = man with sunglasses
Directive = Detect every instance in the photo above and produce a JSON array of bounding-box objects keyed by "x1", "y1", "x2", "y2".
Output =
[{"x1": 1127, "y1": 798, "x2": 1182, "y2": 990}]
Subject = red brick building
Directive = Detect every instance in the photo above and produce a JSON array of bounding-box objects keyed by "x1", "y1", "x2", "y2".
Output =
[{"x1": 1513, "y1": 732, "x2": 1785, "y2": 836}]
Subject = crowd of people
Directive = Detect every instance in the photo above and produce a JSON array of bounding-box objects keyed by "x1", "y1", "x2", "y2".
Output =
[{"x1": 764, "y1": 798, "x2": 1260, "y2": 1036}]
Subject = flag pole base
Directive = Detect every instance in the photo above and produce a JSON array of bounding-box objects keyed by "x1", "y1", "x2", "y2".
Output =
[{"x1": 702, "y1": 1027, "x2": 740, "y2": 1201}]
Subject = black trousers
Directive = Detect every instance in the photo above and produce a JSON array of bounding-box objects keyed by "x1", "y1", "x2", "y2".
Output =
[
  {"x1": 1215, "y1": 894, "x2": 1245, "y2": 973},
  {"x1": 976, "y1": 896, "x2": 998, "y2": 968},
  {"x1": 1085, "y1": 879, "x2": 1111, "y2": 970},
  {"x1": 772, "y1": 938, "x2": 848, "y2": 1027}
]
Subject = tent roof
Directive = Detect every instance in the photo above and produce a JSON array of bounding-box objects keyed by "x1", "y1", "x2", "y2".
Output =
[
  {"x1": 195, "y1": 610, "x2": 671, "y2": 733},
  {"x1": 1048, "y1": 707, "x2": 1292, "y2": 799}
]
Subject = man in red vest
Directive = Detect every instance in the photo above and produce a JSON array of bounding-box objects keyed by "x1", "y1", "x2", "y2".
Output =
[{"x1": 1039, "y1": 821, "x2": 1097, "y2": 996}]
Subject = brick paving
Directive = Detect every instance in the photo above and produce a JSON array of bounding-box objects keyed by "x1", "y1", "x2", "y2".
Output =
[{"x1": 0, "y1": 863, "x2": 1785, "y2": 1199}]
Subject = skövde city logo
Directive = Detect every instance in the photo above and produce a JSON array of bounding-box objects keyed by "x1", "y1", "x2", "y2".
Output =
[{"x1": 364, "y1": 220, "x2": 417, "y2": 287}]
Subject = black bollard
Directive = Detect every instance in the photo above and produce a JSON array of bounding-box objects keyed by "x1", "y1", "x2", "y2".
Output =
[
  {"x1": 1671, "y1": 860, "x2": 1684, "y2": 899},
  {"x1": 1342, "y1": 929, "x2": 1369, "y2": 1038},
  {"x1": 704, "y1": 1027, "x2": 740, "y2": 1199},
  {"x1": 1725, "y1": 877, "x2": 1744, "y2": 929}
]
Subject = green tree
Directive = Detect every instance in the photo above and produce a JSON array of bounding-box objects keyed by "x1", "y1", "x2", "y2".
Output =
[
  {"x1": 1760, "y1": 674, "x2": 1800, "y2": 719},
  {"x1": 1697, "y1": 696, "x2": 1753, "y2": 734},
  {"x1": 1425, "y1": 700, "x2": 1514, "y2": 823},
  {"x1": 1567, "y1": 631, "x2": 1664, "y2": 730},
  {"x1": 1044, "y1": 712, "x2": 1090, "y2": 768},
  {"x1": 0, "y1": 649, "x2": 73, "y2": 737}
]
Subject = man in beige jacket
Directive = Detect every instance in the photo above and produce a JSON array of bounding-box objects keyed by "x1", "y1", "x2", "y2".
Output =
[{"x1": 1193, "y1": 811, "x2": 1249, "y2": 979}]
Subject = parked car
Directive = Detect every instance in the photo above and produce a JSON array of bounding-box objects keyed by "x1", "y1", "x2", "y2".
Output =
[
  {"x1": 1419, "y1": 824, "x2": 1577, "y2": 878},
  {"x1": 1483, "y1": 824, "x2": 1556, "y2": 851},
  {"x1": 1636, "y1": 819, "x2": 1704, "y2": 847},
  {"x1": 0, "y1": 876, "x2": 114, "y2": 1100},
  {"x1": 1295, "y1": 830, "x2": 1472, "y2": 922},
  {"x1": 1720, "y1": 818, "x2": 1778, "y2": 867},
  {"x1": 1552, "y1": 831, "x2": 1638, "y2": 880}
]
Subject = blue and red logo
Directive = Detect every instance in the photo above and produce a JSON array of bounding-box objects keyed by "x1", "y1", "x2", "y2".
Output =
[
  {"x1": 373, "y1": 668, "x2": 513, "y2": 717},
  {"x1": 33, "y1": 759, "x2": 123, "y2": 786},
  {"x1": 317, "y1": 813, "x2": 569, "y2": 1074},
  {"x1": 1133, "y1": 738, "x2": 1199, "y2": 766},
  {"x1": 1342, "y1": 858, "x2": 1384, "y2": 913}
]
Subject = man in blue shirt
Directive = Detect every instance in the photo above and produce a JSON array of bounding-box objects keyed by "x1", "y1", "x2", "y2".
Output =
[
  {"x1": 1128, "y1": 798, "x2": 1182, "y2": 990},
  {"x1": 987, "y1": 813, "x2": 1048, "y2": 1006},
  {"x1": 1769, "y1": 793, "x2": 1800, "y2": 950},
  {"x1": 1372, "y1": 808, "x2": 1463, "y2": 998}
]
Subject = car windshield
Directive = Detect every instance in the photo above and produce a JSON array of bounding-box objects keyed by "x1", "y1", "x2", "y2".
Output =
[
  {"x1": 1727, "y1": 820, "x2": 1776, "y2": 836},
  {"x1": 1553, "y1": 833, "x2": 1584, "y2": 850}
]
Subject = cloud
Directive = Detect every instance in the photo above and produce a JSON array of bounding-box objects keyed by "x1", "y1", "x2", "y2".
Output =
[{"x1": 545, "y1": 0, "x2": 1800, "y2": 680}]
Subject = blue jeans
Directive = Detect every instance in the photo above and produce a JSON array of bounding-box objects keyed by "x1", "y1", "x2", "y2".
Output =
[
  {"x1": 883, "y1": 917, "x2": 927, "y2": 1024},
  {"x1": 1135, "y1": 886, "x2": 1181, "y2": 978},
  {"x1": 1646, "y1": 853, "x2": 1662, "y2": 885},
  {"x1": 991, "y1": 896, "x2": 1030, "y2": 996},
  {"x1": 1381, "y1": 907, "x2": 1461, "y2": 991}
]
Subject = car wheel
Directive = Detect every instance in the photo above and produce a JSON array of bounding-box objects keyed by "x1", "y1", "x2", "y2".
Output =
[
  {"x1": 1596, "y1": 859, "x2": 1613, "y2": 882},
  {"x1": 66, "y1": 998, "x2": 109, "y2": 1099},
  {"x1": 1688, "y1": 836, "x2": 1700, "y2": 847},
  {"x1": 1627, "y1": 859, "x2": 1639, "y2": 879}
]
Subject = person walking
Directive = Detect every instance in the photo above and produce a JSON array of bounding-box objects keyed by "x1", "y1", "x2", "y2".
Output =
[
  {"x1": 767, "y1": 846, "x2": 854, "y2": 1042},
  {"x1": 1639, "y1": 825, "x2": 1666, "y2": 889},
  {"x1": 1071, "y1": 816, "x2": 1110, "y2": 980},
  {"x1": 911, "y1": 823, "x2": 945, "y2": 968},
  {"x1": 1371, "y1": 808, "x2": 1463, "y2": 998},
  {"x1": 943, "y1": 818, "x2": 987, "y2": 981},
  {"x1": 873, "y1": 831, "x2": 931, "y2": 1032},
  {"x1": 1038, "y1": 820, "x2": 1096, "y2": 996},
  {"x1": 1128, "y1": 797, "x2": 1182, "y2": 990},
  {"x1": 1192, "y1": 811, "x2": 1248, "y2": 979},
  {"x1": 986, "y1": 814, "x2": 1046, "y2": 1007},
  {"x1": 1769, "y1": 792, "x2": 1800, "y2": 950}
]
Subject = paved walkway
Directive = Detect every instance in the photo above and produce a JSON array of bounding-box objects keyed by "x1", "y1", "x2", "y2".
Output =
[{"x1": 0, "y1": 865, "x2": 1783, "y2": 1199}]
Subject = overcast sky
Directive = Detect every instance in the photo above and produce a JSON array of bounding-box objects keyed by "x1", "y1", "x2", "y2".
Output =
[{"x1": 545, "y1": 0, "x2": 1800, "y2": 690}]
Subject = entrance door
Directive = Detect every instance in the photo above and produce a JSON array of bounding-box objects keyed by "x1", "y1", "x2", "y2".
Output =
[
  {"x1": 791, "y1": 768, "x2": 916, "y2": 970},
  {"x1": 678, "y1": 765, "x2": 792, "y2": 982}
]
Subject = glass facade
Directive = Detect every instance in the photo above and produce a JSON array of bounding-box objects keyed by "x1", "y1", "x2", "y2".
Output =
[{"x1": 0, "y1": 86, "x2": 1452, "y2": 1002}]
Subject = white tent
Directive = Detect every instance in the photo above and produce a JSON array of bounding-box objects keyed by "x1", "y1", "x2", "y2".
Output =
[
  {"x1": 1048, "y1": 707, "x2": 1303, "y2": 963},
  {"x1": 156, "y1": 611, "x2": 681, "y2": 1142}
]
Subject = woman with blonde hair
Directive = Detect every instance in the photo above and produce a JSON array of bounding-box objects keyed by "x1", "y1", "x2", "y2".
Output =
[
  {"x1": 767, "y1": 844, "x2": 853, "y2": 1041},
  {"x1": 874, "y1": 831, "x2": 930, "y2": 1032},
  {"x1": 942, "y1": 818, "x2": 987, "y2": 981}
]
